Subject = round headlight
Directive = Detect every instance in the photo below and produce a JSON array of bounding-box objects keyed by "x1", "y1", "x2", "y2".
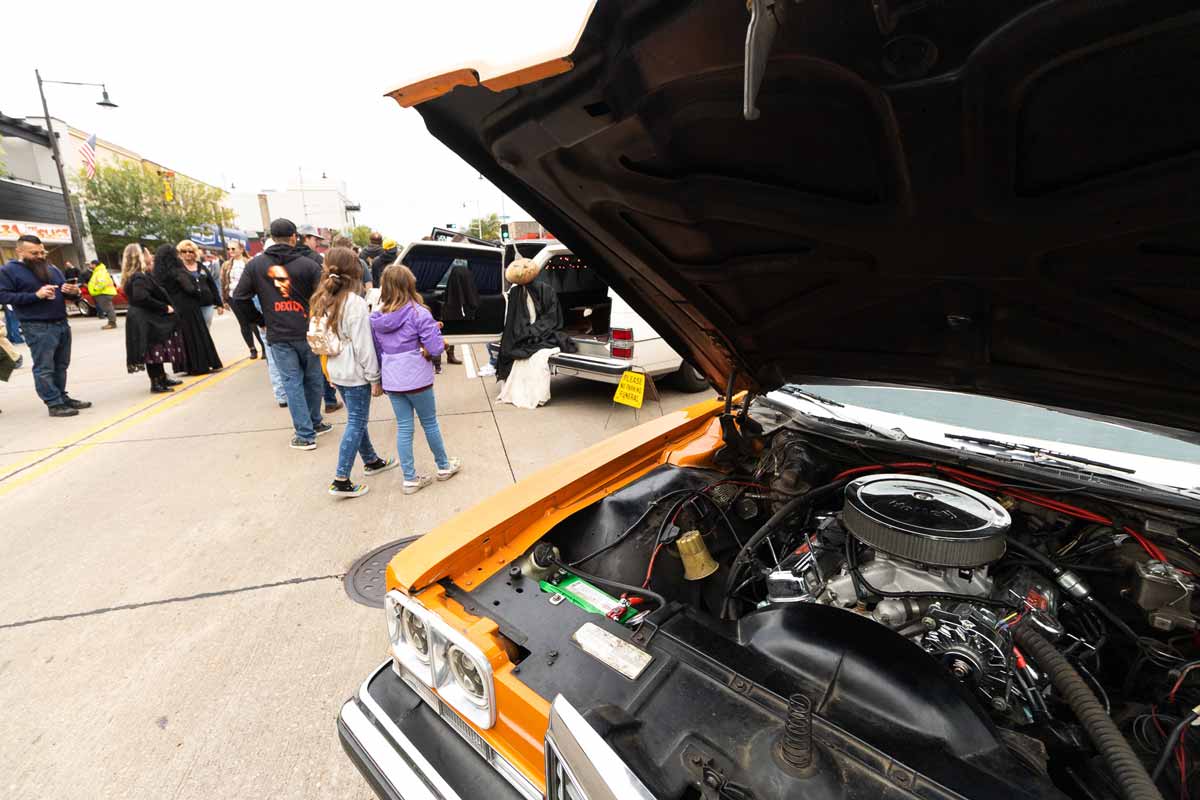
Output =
[
  {"x1": 447, "y1": 646, "x2": 487, "y2": 706},
  {"x1": 385, "y1": 595, "x2": 401, "y2": 645},
  {"x1": 402, "y1": 609, "x2": 430, "y2": 662}
]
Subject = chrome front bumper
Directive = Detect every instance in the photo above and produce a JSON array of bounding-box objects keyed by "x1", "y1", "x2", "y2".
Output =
[{"x1": 337, "y1": 661, "x2": 536, "y2": 800}]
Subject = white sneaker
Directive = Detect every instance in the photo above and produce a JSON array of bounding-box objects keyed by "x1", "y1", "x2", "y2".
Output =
[
  {"x1": 403, "y1": 476, "x2": 434, "y2": 495},
  {"x1": 437, "y1": 457, "x2": 462, "y2": 481},
  {"x1": 477, "y1": 364, "x2": 496, "y2": 377}
]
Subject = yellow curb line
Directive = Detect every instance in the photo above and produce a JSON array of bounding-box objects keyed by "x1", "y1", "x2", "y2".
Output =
[{"x1": 0, "y1": 359, "x2": 254, "y2": 498}]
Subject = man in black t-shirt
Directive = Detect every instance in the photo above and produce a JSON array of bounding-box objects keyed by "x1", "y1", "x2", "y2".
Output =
[{"x1": 231, "y1": 218, "x2": 330, "y2": 450}]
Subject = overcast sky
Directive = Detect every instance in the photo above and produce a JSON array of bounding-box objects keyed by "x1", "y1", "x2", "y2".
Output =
[{"x1": 0, "y1": 0, "x2": 595, "y2": 242}]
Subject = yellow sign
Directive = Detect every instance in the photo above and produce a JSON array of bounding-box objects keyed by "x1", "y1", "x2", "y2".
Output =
[{"x1": 613, "y1": 371, "x2": 645, "y2": 409}]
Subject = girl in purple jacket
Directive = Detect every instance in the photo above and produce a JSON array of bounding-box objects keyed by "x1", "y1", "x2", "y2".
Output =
[{"x1": 370, "y1": 266, "x2": 461, "y2": 494}]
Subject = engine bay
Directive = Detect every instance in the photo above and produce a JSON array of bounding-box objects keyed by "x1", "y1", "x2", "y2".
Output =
[{"x1": 504, "y1": 402, "x2": 1200, "y2": 800}]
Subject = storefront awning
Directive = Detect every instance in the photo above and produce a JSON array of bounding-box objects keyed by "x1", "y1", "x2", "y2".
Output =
[{"x1": 0, "y1": 219, "x2": 72, "y2": 244}]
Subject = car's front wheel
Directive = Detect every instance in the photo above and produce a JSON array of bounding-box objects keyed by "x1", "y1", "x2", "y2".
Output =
[
  {"x1": 673, "y1": 362, "x2": 710, "y2": 393},
  {"x1": 75, "y1": 300, "x2": 95, "y2": 317}
]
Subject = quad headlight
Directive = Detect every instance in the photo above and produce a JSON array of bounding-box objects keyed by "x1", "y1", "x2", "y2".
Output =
[{"x1": 384, "y1": 590, "x2": 496, "y2": 729}]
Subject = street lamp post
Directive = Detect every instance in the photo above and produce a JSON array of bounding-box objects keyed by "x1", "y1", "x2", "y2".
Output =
[{"x1": 34, "y1": 70, "x2": 117, "y2": 262}]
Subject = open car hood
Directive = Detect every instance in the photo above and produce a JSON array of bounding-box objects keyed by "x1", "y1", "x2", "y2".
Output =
[{"x1": 399, "y1": 0, "x2": 1200, "y2": 440}]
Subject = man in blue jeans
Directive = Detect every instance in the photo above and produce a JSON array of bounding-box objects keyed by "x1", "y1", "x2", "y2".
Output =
[
  {"x1": 231, "y1": 219, "x2": 330, "y2": 449},
  {"x1": 0, "y1": 235, "x2": 92, "y2": 417}
]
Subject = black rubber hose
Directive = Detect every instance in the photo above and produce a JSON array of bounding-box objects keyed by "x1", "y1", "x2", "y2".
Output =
[
  {"x1": 1005, "y1": 537, "x2": 1062, "y2": 573},
  {"x1": 1013, "y1": 623, "x2": 1164, "y2": 800},
  {"x1": 1005, "y1": 537, "x2": 1146, "y2": 645},
  {"x1": 550, "y1": 557, "x2": 668, "y2": 612},
  {"x1": 721, "y1": 479, "x2": 846, "y2": 600},
  {"x1": 1150, "y1": 711, "x2": 1198, "y2": 783}
]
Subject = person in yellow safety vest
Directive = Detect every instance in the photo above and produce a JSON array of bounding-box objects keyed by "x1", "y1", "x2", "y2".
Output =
[{"x1": 88, "y1": 261, "x2": 119, "y2": 330}]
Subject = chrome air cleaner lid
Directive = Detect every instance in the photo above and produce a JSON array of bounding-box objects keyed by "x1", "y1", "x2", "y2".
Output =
[{"x1": 842, "y1": 474, "x2": 1010, "y2": 567}]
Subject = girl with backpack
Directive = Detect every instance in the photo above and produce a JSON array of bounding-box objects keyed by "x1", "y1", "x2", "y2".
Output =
[
  {"x1": 370, "y1": 265, "x2": 461, "y2": 495},
  {"x1": 308, "y1": 247, "x2": 397, "y2": 498}
]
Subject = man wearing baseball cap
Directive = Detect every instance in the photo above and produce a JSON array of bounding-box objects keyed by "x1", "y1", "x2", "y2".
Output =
[
  {"x1": 294, "y1": 223, "x2": 344, "y2": 412},
  {"x1": 230, "y1": 218, "x2": 331, "y2": 449},
  {"x1": 296, "y1": 224, "x2": 326, "y2": 266}
]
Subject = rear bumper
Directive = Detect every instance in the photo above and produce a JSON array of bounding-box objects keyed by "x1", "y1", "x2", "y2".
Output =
[
  {"x1": 548, "y1": 352, "x2": 632, "y2": 384},
  {"x1": 338, "y1": 661, "x2": 536, "y2": 800}
]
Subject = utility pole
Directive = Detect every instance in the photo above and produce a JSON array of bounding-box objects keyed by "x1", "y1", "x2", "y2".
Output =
[{"x1": 35, "y1": 70, "x2": 117, "y2": 263}]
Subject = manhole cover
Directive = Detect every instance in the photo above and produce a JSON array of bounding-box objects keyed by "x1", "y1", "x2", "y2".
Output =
[{"x1": 345, "y1": 536, "x2": 420, "y2": 607}]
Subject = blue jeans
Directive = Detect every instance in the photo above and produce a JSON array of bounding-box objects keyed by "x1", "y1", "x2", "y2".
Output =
[
  {"x1": 334, "y1": 383, "x2": 380, "y2": 478},
  {"x1": 387, "y1": 388, "x2": 450, "y2": 481},
  {"x1": 22, "y1": 319, "x2": 71, "y2": 407},
  {"x1": 269, "y1": 340, "x2": 325, "y2": 441},
  {"x1": 4, "y1": 306, "x2": 23, "y2": 344},
  {"x1": 253, "y1": 297, "x2": 286, "y2": 402},
  {"x1": 324, "y1": 377, "x2": 338, "y2": 405},
  {"x1": 262, "y1": 331, "x2": 286, "y2": 401}
]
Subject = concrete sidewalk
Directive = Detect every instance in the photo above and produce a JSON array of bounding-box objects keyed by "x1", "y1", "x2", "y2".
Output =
[{"x1": 0, "y1": 313, "x2": 709, "y2": 799}]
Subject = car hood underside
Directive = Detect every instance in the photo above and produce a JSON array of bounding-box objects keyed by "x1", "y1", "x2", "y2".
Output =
[{"x1": 413, "y1": 0, "x2": 1200, "y2": 439}]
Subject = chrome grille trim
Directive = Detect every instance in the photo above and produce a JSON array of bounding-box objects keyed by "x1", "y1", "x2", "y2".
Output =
[{"x1": 396, "y1": 663, "x2": 540, "y2": 800}]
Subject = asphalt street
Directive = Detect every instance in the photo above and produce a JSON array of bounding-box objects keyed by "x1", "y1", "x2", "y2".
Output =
[{"x1": 0, "y1": 312, "x2": 708, "y2": 799}]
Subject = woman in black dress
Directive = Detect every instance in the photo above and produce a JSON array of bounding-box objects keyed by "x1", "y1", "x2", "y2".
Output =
[
  {"x1": 122, "y1": 244, "x2": 186, "y2": 393},
  {"x1": 153, "y1": 243, "x2": 222, "y2": 375}
]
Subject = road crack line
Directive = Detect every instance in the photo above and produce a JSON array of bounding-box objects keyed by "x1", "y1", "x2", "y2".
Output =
[{"x1": 0, "y1": 573, "x2": 344, "y2": 630}]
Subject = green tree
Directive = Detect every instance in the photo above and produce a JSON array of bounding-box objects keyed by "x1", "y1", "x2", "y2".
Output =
[
  {"x1": 75, "y1": 162, "x2": 234, "y2": 255},
  {"x1": 461, "y1": 213, "x2": 501, "y2": 241},
  {"x1": 345, "y1": 224, "x2": 374, "y2": 247}
]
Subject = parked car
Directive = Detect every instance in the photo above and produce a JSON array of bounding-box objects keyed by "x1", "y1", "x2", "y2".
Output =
[
  {"x1": 537, "y1": 244, "x2": 710, "y2": 392},
  {"x1": 368, "y1": 239, "x2": 504, "y2": 335},
  {"x1": 485, "y1": 243, "x2": 709, "y2": 391},
  {"x1": 340, "y1": 3, "x2": 1200, "y2": 800},
  {"x1": 74, "y1": 273, "x2": 128, "y2": 317}
]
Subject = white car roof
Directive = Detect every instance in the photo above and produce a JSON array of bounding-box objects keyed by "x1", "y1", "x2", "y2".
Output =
[{"x1": 398, "y1": 240, "x2": 502, "y2": 258}]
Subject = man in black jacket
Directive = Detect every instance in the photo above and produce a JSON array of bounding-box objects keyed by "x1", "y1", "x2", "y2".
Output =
[
  {"x1": 358, "y1": 231, "x2": 384, "y2": 275},
  {"x1": 296, "y1": 224, "x2": 326, "y2": 266},
  {"x1": 370, "y1": 238, "x2": 399, "y2": 286},
  {"x1": 231, "y1": 219, "x2": 331, "y2": 450}
]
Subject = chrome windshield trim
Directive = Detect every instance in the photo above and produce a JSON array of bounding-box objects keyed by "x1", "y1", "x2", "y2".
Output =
[
  {"x1": 357, "y1": 661, "x2": 465, "y2": 800},
  {"x1": 545, "y1": 694, "x2": 655, "y2": 800}
]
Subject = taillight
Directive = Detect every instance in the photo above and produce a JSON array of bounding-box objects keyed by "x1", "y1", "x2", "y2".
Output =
[{"x1": 609, "y1": 327, "x2": 634, "y2": 359}]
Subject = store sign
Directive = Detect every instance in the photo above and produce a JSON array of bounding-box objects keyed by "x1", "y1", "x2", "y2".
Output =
[{"x1": 0, "y1": 219, "x2": 72, "y2": 244}]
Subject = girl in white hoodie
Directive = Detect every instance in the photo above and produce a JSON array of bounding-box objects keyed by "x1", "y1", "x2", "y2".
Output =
[{"x1": 309, "y1": 247, "x2": 397, "y2": 497}]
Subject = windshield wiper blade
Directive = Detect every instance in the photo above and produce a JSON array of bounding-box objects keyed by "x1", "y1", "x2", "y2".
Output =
[
  {"x1": 775, "y1": 388, "x2": 906, "y2": 440},
  {"x1": 943, "y1": 433, "x2": 1137, "y2": 474},
  {"x1": 779, "y1": 386, "x2": 845, "y2": 407}
]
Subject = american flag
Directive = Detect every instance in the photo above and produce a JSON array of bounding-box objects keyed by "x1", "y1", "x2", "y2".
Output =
[{"x1": 80, "y1": 133, "x2": 97, "y2": 179}]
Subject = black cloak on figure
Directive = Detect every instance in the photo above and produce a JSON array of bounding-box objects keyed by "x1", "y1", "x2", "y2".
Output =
[
  {"x1": 441, "y1": 261, "x2": 481, "y2": 322},
  {"x1": 496, "y1": 281, "x2": 574, "y2": 380}
]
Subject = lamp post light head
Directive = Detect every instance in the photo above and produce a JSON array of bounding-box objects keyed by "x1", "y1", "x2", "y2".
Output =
[{"x1": 96, "y1": 86, "x2": 117, "y2": 108}]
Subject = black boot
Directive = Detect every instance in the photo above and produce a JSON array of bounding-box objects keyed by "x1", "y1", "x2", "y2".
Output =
[{"x1": 150, "y1": 377, "x2": 174, "y2": 394}]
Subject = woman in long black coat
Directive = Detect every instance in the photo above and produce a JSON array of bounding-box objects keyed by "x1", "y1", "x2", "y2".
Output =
[
  {"x1": 122, "y1": 244, "x2": 186, "y2": 393},
  {"x1": 153, "y1": 243, "x2": 222, "y2": 375}
]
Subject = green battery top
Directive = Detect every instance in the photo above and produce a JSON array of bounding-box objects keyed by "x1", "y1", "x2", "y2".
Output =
[{"x1": 539, "y1": 572, "x2": 638, "y2": 623}]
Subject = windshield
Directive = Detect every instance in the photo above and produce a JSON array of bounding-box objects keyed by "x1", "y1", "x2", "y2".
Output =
[{"x1": 798, "y1": 384, "x2": 1200, "y2": 466}]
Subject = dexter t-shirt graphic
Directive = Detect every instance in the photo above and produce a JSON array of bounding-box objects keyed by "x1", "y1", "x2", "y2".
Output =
[{"x1": 232, "y1": 241, "x2": 322, "y2": 343}]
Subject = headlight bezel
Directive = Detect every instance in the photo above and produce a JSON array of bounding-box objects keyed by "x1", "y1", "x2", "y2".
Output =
[{"x1": 385, "y1": 589, "x2": 497, "y2": 729}]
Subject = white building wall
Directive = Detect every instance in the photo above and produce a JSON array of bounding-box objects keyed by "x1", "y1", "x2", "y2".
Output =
[
  {"x1": 235, "y1": 182, "x2": 359, "y2": 234},
  {"x1": 1, "y1": 136, "x2": 60, "y2": 187}
]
